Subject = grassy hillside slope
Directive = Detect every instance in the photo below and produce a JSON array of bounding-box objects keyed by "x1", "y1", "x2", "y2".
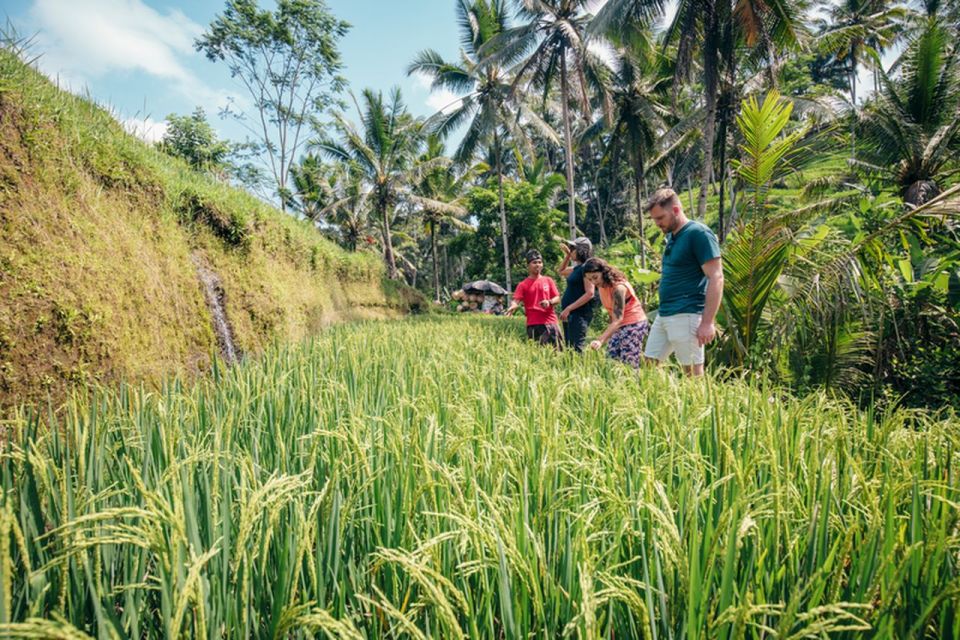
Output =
[{"x1": 0, "y1": 51, "x2": 421, "y2": 409}]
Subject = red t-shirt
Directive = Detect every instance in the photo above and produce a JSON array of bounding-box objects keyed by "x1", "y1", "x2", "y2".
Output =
[{"x1": 513, "y1": 275, "x2": 559, "y2": 326}]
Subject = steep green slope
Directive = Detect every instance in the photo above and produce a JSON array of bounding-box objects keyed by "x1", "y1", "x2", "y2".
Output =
[{"x1": 0, "y1": 51, "x2": 421, "y2": 409}]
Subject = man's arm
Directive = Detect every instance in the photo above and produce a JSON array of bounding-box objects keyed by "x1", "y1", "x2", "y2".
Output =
[
  {"x1": 697, "y1": 257, "x2": 724, "y2": 346},
  {"x1": 505, "y1": 282, "x2": 524, "y2": 316},
  {"x1": 539, "y1": 279, "x2": 561, "y2": 309},
  {"x1": 557, "y1": 244, "x2": 574, "y2": 277}
]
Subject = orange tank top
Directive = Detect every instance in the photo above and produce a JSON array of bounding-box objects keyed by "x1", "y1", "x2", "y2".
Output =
[{"x1": 599, "y1": 281, "x2": 646, "y2": 326}]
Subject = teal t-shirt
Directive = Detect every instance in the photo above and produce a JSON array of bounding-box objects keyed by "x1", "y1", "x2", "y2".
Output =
[{"x1": 658, "y1": 220, "x2": 721, "y2": 316}]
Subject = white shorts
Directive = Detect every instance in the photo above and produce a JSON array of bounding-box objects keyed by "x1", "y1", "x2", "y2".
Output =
[{"x1": 643, "y1": 313, "x2": 704, "y2": 366}]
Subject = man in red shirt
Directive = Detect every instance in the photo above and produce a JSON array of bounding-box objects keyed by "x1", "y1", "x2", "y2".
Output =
[{"x1": 505, "y1": 249, "x2": 562, "y2": 347}]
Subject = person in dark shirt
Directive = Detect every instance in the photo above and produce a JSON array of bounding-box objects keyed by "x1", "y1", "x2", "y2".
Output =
[
  {"x1": 556, "y1": 236, "x2": 596, "y2": 351},
  {"x1": 643, "y1": 188, "x2": 724, "y2": 376}
]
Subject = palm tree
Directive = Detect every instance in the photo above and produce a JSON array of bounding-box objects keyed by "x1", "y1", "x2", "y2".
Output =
[
  {"x1": 858, "y1": 17, "x2": 960, "y2": 205},
  {"x1": 408, "y1": 0, "x2": 519, "y2": 290},
  {"x1": 318, "y1": 162, "x2": 375, "y2": 252},
  {"x1": 315, "y1": 88, "x2": 425, "y2": 279},
  {"x1": 481, "y1": 0, "x2": 613, "y2": 240},
  {"x1": 601, "y1": 45, "x2": 669, "y2": 265},
  {"x1": 513, "y1": 148, "x2": 568, "y2": 205},
  {"x1": 287, "y1": 155, "x2": 376, "y2": 250},
  {"x1": 592, "y1": 0, "x2": 801, "y2": 221},
  {"x1": 286, "y1": 153, "x2": 329, "y2": 221},
  {"x1": 815, "y1": 0, "x2": 906, "y2": 160},
  {"x1": 410, "y1": 135, "x2": 474, "y2": 302}
]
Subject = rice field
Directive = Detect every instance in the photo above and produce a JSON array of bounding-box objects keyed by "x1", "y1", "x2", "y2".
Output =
[{"x1": 1, "y1": 316, "x2": 958, "y2": 638}]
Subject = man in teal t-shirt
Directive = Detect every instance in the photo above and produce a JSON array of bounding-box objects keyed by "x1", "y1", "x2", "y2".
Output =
[{"x1": 643, "y1": 188, "x2": 724, "y2": 376}]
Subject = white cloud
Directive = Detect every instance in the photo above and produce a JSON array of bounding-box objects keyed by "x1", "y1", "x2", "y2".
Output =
[
  {"x1": 412, "y1": 72, "x2": 433, "y2": 92},
  {"x1": 25, "y1": 0, "x2": 233, "y2": 108},
  {"x1": 412, "y1": 71, "x2": 463, "y2": 115},
  {"x1": 426, "y1": 90, "x2": 462, "y2": 115},
  {"x1": 121, "y1": 116, "x2": 168, "y2": 144},
  {"x1": 31, "y1": 0, "x2": 199, "y2": 79}
]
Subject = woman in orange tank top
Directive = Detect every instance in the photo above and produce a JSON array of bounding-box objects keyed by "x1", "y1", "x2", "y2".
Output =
[{"x1": 582, "y1": 258, "x2": 650, "y2": 368}]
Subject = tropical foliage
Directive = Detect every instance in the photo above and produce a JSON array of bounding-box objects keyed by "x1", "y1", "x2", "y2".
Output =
[{"x1": 185, "y1": 0, "x2": 960, "y2": 404}]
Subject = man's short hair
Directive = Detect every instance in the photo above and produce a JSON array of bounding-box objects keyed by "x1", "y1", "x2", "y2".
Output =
[
  {"x1": 645, "y1": 187, "x2": 680, "y2": 212},
  {"x1": 525, "y1": 249, "x2": 543, "y2": 263}
]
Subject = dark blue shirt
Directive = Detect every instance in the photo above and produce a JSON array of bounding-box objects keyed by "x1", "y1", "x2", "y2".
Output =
[
  {"x1": 561, "y1": 264, "x2": 595, "y2": 318},
  {"x1": 658, "y1": 220, "x2": 721, "y2": 316}
]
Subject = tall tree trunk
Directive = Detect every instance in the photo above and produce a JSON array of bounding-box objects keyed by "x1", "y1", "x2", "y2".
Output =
[
  {"x1": 430, "y1": 220, "x2": 440, "y2": 303},
  {"x1": 697, "y1": 69, "x2": 719, "y2": 220},
  {"x1": 443, "y1": 244, "x2": 450, "y2": 291},
  {"x1": 716, "y1": 20, "x2": 736, "y2": 241},
  {"x1": 590, "y1": 145, "x2": 607, "y2": 246},
  {"x1": 634, "y1": 172, "x2": 647, "y2": 268},
  {"x1": 595, "y1": 186, "x2": 608, "y2": 247},
  {"x1": 495, "y1": 133, "x2": 512, "y2": 291},
  {"x1": 560, "y1": 56, "x2": 577, "y2": 239},
  {"x1": 728, "y1": 161, "x2": 738, "y2": 229},
  {"x1": 716, "y1": 94, "x2": 729, "y2": 241},
  {"x1": 687, "y1": 175, "x2": 695, "y2": 214},
  {"x1": 381, "y1": 202, "x2": 398, "y2": 279},
  {"x1": 849, "y1": 59, "x2": 857, "y2": 162}
]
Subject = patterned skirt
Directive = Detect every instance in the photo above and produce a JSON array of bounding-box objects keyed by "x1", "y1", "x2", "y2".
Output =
[{"x1": 607, "y1": 321, "x2": 650, "y2": 368}]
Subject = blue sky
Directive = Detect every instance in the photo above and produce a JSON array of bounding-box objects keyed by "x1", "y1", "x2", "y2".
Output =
[
  {"x1": 4, "y1": 0, "x2": 465, "y2": 144},
  {"x1": 4, "y1": 0, "x2": 886, "y2": 150}
]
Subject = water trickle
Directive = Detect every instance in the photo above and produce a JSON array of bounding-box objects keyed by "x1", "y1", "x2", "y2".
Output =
[{"x1": 191, "y1": 253, "x2": 239, "y2": 365}]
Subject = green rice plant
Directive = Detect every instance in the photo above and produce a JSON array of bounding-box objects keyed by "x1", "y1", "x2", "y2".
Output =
[{"x1": 1, "y1": 316, "x2": 958, "y2": 638}]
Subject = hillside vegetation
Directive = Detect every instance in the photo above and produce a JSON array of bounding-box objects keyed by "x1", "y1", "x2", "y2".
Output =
[
  {"x1": 2, "y1": 317, "x2": 957, "y2": 637},
  {"x1": 0, "y1": 52, "x2": 421, "y2": 410}
]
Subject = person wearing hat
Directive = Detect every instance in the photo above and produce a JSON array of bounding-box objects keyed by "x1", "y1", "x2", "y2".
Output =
[
  {"x1": 556, "y1": 236, "x2": 597, "y2": 351},
  {"x1": 505, "y1": 249, "x2": 562, "y2": 347}
]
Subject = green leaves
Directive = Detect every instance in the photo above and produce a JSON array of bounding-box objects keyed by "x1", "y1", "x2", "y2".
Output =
[
  {"x1": 732, "y1": 90, "x2": 809, "y2": 219},
  {"x1": 195, "y1": 0, "x2": 350, "y2": 207},
  {"x1": 721, "y1": 91, "x2": 809, "y2": 366},
  {"x1": 859, "y1": 18, "x2": 960, "y2": 205}
]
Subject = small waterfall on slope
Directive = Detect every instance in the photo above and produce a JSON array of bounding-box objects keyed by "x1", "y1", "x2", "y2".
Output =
[{"x1": 191, "y1": 253, "x2": 239, "y2": 365}]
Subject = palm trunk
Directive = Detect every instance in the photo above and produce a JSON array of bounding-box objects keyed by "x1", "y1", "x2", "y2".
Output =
[
  {"x1": 560, "y1": 55, "x2": 577, "y2": 239},
  {"x1": 728, "y1": 161, "x2": 738, "y2": 229},
  {"x1": 443, "y1": 244, "x2": 450, "y2": 291},
  {"x1": 849, "y1": 60, "x2": 857, "y2": 162},
  {"x1": 697, "y1": 68, "x2": 719, "y2": 220},
  {"x1": 634, "y1": 172, "x2": 646, "y2": 268},
  {"x1": 430, "y1": 220, "x2": 440, "y2": 303},
  {"x1": 381, "y1": 202, "x2": 398, "y2": 279},
  {"x1": 590, "y1": 144, "x2": 607, "y2": 246},
  {"x1": 716, "y1": 26, "x2": 736, "y2": 240},
  {"x1": 595, "y1": 180, "x2": 608, "y2": 247},
  {"x1": 716, "y1": 97, "x2": 729, "y2": 240},
  {"x1": 495, "y1": 133, "x2": 512, "y2": 291}
]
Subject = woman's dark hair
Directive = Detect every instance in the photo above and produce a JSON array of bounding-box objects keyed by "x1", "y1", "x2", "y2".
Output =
[{"x1": 582, "y1": 257, "x2": 626, "y2": 287}]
